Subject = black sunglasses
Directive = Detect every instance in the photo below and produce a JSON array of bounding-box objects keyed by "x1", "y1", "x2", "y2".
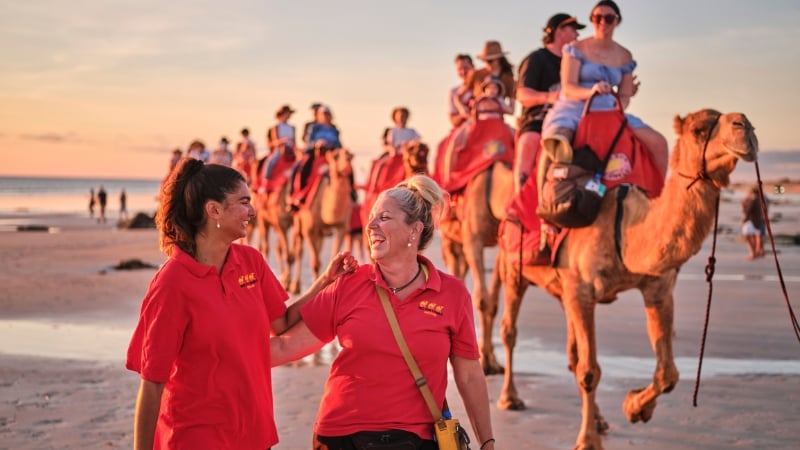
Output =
[{"x1": 591, "y1": 13, "x2": 618, "y2": 24}]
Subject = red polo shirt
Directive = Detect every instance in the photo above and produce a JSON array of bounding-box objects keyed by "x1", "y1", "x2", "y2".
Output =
[
  {"x1": 126, "y1": 244, "x2": 288, "y2": 449},
  {"x1": 300, "y1": 255, "x2": 479, "y2": 439}
]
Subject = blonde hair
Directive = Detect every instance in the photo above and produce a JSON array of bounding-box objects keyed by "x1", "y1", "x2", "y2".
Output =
[{"x1": 383, "y1": 175, "x2": 445, "y2": 251}]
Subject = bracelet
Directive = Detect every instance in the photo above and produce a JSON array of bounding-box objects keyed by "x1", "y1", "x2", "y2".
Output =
[{"x1": 480, "y1": 438, "x2": 495, "y2": 449}]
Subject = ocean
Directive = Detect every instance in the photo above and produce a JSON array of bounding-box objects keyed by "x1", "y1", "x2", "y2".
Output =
[
  {"x1": 0, "y1": 151, "x2": 796, "y2": 216},
  {"x1": 0, "y1": 176, "x2": 162, "y2": 215}
]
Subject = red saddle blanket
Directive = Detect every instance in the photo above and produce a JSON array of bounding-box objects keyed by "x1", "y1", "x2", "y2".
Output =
[
  {"x1": 361, "y1": 152, "x2": 405, "y2": 224},
  {"x1": 574, "y1": 108, "x2": 664, "y2": 199},
  {"x1": 435, "y1": 117, "x2": 515, "y2": 193},
  {"x1": 501, "y1": 105, "x2": 664, "y2": 265},
  {"x1": 264, "y1": 153, "x2": 297, "y2": 193}
]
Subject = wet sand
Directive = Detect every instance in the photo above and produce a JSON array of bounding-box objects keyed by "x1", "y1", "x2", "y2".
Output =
[{"x1": 0, "y1": 185, "x2": 798, "y2": 449}]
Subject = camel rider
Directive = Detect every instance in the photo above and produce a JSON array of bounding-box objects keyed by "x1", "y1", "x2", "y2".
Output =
[
  {"x1": 263, "y1": 104, "x2": 297, "y2": 183},
  {"x1": 515, "y1": 13, "x2": 586, "y2": 194},
  {"x1": 288, "y1": 105, "x2": 348, "y2": 210}
]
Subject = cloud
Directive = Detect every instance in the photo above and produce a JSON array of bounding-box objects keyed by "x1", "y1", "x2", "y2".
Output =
[{"x1": 19, "y1": 132, "x2": 81, "y2": 143}]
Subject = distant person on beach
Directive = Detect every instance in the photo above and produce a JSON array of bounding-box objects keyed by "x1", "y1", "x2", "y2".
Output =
[
  {"x1": 383, "y1": 107, "x2": 421, "y2": 156},
  {"x1": 209, "y1": 136, "x2": 233, "y2": 166},
  {"x1": 119, "y1": 189, "x2": 128, "y2": 222},
  {"x1": 126, "y1": 158, "x2": 356, "y2": 450},
  {"x1": 741, "y1": 185, "x2": 767, "y2": 260},
  {"x1": 88, "y1": 188, "x2": 96, "y2": 219},
  {"x1": 271, "y1": 175, "x2": 497, "y2": 450},
  {"x1": 97, "y1": 185, "x2": 107, "y2": 224}
]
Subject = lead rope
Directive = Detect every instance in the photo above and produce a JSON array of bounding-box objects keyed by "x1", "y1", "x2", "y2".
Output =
[
  {"x1": 692, "y1": 194, "x2": 720, "y2": 407},
  {"x1": 754, "y1": 160, "x2": 800, "y2": 342},
  {"x1": 692, "y1": 116, "x2": 720, "y2": 407}
]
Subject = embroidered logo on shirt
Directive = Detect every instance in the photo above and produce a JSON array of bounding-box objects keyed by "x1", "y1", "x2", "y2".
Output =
[
  {"x1": 418, "y1": 300, "x2": 444, "y2": 317},
  {"x1": 238, "y1": 272, "x2": 257, "y2": 288}
]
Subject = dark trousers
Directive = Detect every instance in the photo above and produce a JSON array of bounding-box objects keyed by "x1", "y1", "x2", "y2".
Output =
[{"x1": 312, "y1": 432, "x2": 437, "y2": 450}]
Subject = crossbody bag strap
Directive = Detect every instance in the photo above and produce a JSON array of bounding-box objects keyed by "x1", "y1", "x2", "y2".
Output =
[
  {"x1": 598, "y1": 116, "x2": 628, "y2": 174},
  {"x1": 375, "y1": 285, "x2": 444, "y2": 421}
]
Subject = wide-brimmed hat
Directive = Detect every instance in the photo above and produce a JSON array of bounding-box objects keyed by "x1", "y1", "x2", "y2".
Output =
[
  {"x1": 276, "y1": 104, "x2": 295, "y2": 117},
  {"x1": 477, "y1": 40, "x2": 508, "y2": 61},
  {"x1": 544, "y1": 13, "x2": 587, "y2": 35}
]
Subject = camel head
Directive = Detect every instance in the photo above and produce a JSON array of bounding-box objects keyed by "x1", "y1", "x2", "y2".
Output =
[
  {"x1": 671, "y1": 109, "x2": 758, "y2": 188},
  {"x1": 402, "y1": 140, "x2": 429, "y2": 176},
  {"x1": 325, "y1": 148, "x2": 354, "y2": 179}
]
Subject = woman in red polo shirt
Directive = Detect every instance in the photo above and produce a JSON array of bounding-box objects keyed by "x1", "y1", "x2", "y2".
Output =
[
  {"x1": 127, "y1": 158, "x2": 355, "y2": 450},
  {"x1": 271, "y1": 174, "x2": 497, "y2": 450}
]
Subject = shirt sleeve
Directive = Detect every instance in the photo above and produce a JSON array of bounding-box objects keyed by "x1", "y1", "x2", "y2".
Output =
[
  {"x1": 126, "y1": 270, "x2": 189, "y2": 382},
  {"x1": 299, "y1": 278, "x2": 341, "y2": 343},
  {"x1": 446, "y1": 278, "x2": 480, "y2": 360}
]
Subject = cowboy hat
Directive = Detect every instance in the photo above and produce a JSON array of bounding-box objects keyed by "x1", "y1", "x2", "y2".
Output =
[{"x1": 477, "y1": 40, "x2": 508, "y2": 61}]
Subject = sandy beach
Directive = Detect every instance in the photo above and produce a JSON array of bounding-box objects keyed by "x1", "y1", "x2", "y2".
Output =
[{"x1": 1, "y1": 183, "x2": 799, "y2": 450}]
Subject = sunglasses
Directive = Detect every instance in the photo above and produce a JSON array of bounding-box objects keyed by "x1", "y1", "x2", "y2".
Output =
[{"x1": 591, "y1": 13, "x2": 618, "y2": 24}]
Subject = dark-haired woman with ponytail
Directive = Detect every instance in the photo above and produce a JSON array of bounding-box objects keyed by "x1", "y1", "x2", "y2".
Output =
[{"x1": 126, "y1": 158, "x2": 356, "y2": 450}]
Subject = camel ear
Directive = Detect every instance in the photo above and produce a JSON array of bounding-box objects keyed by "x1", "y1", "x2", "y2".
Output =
[{"x1": 673, "y1": 115, "x2": 685, "y2": 136}]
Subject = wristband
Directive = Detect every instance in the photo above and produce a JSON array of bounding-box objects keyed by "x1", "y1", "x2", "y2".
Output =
[{"x1": 480, "y1": 438, "x2": 495, "y2": 449}]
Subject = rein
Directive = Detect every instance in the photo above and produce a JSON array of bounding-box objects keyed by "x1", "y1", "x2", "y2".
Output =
[
  {"x1": 692, "y1": 121, "x2": 800, "y2": 407},
  {"x1": 690, "y1": 115, "x2": 723, "y2": 406}
]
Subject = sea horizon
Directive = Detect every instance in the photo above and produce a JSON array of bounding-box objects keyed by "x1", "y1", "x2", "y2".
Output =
[{"x1": 0, "y1": 150, "x2": 797, "y2": 216}]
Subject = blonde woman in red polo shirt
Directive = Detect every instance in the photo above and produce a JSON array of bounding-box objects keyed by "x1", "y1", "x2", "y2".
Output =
[
  {"x1": 271, "y1": 174, "x2": 497, "y2": 450},
  {"x1": 127, "y1": 158, "x2": 356, "y2": 450}
]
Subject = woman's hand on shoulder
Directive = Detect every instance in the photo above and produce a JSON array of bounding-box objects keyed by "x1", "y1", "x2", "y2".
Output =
[{"x1": 322, "y1": 251, "x2": 358, "y2": 285}]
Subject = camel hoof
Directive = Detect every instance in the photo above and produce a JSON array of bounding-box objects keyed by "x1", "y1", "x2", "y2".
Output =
[
  {"x1": 595, "y1": 412, "x2": 610, "y2": 434},
  {"x1": 482, "y1": 363, "x2": 504, "y2": 376},
  {"x1": 623, "y1": 389, "x2": 657, "y2": 423},
  {"x1": 496, "y1": 396, "x2": 526, "y2": 411}
]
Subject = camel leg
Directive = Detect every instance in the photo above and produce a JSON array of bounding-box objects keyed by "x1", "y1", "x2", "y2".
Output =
[
  {"x1": 276, "y1": 225, "x2": 291, "y2": 289},
  {"x1": 565, "y1": 310, "x2": 609, "y2": 435},
  {"x1": 462, "y1": 227, "x2": 502, "y2": 375},
  {"x1": 309, "y1": 229, "x2": 322, "y2": 280},
  {"x1": 562, "y1": 284, "x2": 604, "y2": 450},
  {"x1": 288, "y1": 218, "x2": 304, "y2": 295},
  {"x1": 497, "y1": 259, "x2": 526, "y2": 410},
  {"x1": 623, "y1": 275, "x2": 679, "y2": 424}
]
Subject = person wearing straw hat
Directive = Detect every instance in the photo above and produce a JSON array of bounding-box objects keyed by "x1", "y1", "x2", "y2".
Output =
[
  {"x1": 263, "y1": 104, "x2": 298, "y2": 181},
  {"x1": 457, "y1": 40, "x2": 515, "y2": 111}
]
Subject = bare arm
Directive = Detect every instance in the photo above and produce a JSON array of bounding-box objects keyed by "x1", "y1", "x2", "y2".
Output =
[
  {"x1": 451, "y1": 356, "x2": 495, "y2": 450},
  {"x1": 134, "y1": 379, "x2": 165, "y2": 450},
  {"x1": 271, "y1": 320, "x2": 327, "y2": 366},
  {"x1": 618, "y1": 71, "x2": 635, "y2": 109},
  {"x1": 561, "y1": 53, "x2": 612, "y2": 101},
  {"x1": 271, "y1": 252, "x2": 357, "y2": 335},
  {"x1": 516, "y1": 86, "x2": 557, "y2": 108}
]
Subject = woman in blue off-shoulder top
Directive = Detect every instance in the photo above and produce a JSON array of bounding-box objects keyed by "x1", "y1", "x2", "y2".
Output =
[{"x1": 541, "y1": 0, "x2": 668, "y2": 175}]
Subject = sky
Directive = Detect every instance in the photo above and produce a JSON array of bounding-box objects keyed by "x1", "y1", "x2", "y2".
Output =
[{"x1": 1, "y1": 0, "x2": 799, "y2": 182}]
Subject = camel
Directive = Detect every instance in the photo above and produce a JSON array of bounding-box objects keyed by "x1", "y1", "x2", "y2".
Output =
[
  {"x1": 491, "y1": 109, "x2": 757, "y2": 450},
  {"x1": 253, "y1": 181, "x2": 293, "y2": 288},
  {"x1": 287, "y1": 148, "x2": 354, "y2": 294},
  {"x1": 439, "y1": 161, "x2": 515, "y2": 374},
  {"x1": 360, "y1": 141, "x2": 430, "y2": 229}
]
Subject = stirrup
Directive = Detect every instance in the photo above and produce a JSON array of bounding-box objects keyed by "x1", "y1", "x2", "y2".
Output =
[{"x1": 542, "y1": 134, "x2": 573, "y2": 163}]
